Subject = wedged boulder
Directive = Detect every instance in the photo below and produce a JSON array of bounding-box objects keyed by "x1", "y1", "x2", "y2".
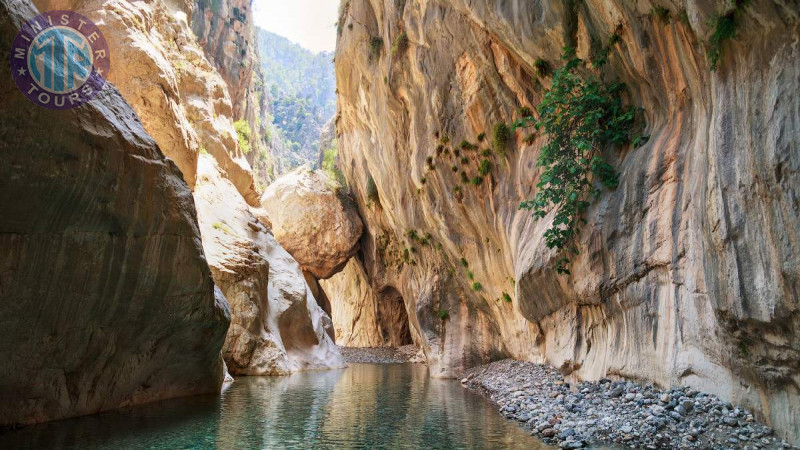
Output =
[
  {"x1": 195, "y1": 156, "x2": 345, "y2": 375},
  {"x1": 261, "y1": 169, "x2": 363, "y2": 279},
  {"x1": 0, "y1": 0, "x2": 230, "y2": 426}
]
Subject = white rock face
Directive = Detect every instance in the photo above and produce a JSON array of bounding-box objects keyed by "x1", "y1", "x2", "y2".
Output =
[
  {"x1": 335, "y1": 0, "x2": 799, "y2": 443},
  {"x1": 261, "y1": 169, "x2": 363, "y2": 279},
  {"x1": 195, "y1": 157, "x2": 345, "y2": 375}
]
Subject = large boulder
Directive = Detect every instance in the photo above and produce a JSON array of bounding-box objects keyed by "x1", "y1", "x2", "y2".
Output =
[
  {"x1": 261, "y1": 169, "x2": 363, "y2": 279},
  {"x1": 0, "y1": 0, "x2": 230, "y2": 426},
  {"x1": 195, "y1": 157, "x2": 345, "y2": 375}
]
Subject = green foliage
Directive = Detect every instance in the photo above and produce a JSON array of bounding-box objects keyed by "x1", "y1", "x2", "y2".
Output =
[
  {"x1": 518, "y1": 53, "x2": 638, "y2": 274},
  {"x1": 492, "y1": 123, "x2": 511, "y2": 156},
  {"x1": 460, "y1": 140, "x2": 478, "y2": 151},
  {"x1": 460, "y1": 171, "x2": 469, "y2": 183},
  {"x1": 502, "y1": 292, "x2": 512, "y2": 303},
  {"x1": 460, "y1": 157, "x2": 469, "y2": 165},
  {"x1": 472, "y1": 282, "x2": 483, "y2": 292},
  {"x1": 679, "y1": 9, "x2": 690, "y2": 25},
  {"x1": 366, "y1": 175, "x2": 380, "y2": 205},
  {"x1": 467, "y1": 270, "x2": 474, "y2": 280},
  {"x1": 426, "y1": 156, "x2": 435, "y2": 169},
  {"x1": 440, "y1": 135, "x2": 450, "y2": 145},
  {"x1": 391, "y1": 32, "x2": 409, "y2": 58},
  {"x1": 524, "y1": 133, "x2": 537, "y2": 145},
  {"x1": 517, "y1": 107, "x2": 533, "y2": 118},
  {"x1": 460, "y1": 257, "x2": 469, "y2": 267},
  {"x1": 478, "y1": 159, "x2": 492, "y2": 177},
  {"x1": 470, "y1": 176, "x2": 484, "y2": 186},
  {"x1": 707, "y1": 1, "x2": 748, "y2": 71},
  {"x1": 321, "y1": 143, "x2": 346, "y2": 186},
  {"x1": 407, "y1": 230, "x2": 420, "y2": 241},
  {"x1": 403, "y1": 248, "x2": 411, "y2": 263},
  {"x1": 234, "y1": 120, "x2": 252, "y2": 154},
  {"x1": 534, "y1": 59, "x2": 550, "y2": 77},
  {"x1": 421, "y1": 177, "x2": 427, "y2": 184},
  {"x1": 435, "y1": 242, "x2": 443, "y2": 251},
  {"x1": 257, "y1": 29, "x2": 336, "y2": 170},
  {"x1": 481, "y1": 149, "x2": 492, "y2": 157},
  {"x1": 451, "y1": 165, "x2": 458, "y2": 172},
  {"x1": 369, "y1": 36, "x2": 384, "y2": 61},
  {"x1": 437, "y1": 309, "x2": 450, "y2": 320},
  {"x1": 477, "y1": 132, "x2": 486, "y2": 142},
  {"x1": 651, "y1": 6, "x2": 671, "y2": 24}
]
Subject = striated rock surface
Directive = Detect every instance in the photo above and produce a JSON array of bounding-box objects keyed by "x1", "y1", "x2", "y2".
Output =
[
  {"x1": 261, "y1": 169, "x2": 364, "y2": 279},
  {"x1": 191, "y1": 0, "x2": 278, "y2": 191},
  {"x1": 34, "y1": 0, "x2": 260, "y2": 204},
  {"x1": 322, "y1": 258, "x2": 412, "y2": 347},
  {"x1": 335, "y1": 0, "x2": 799, "y2": 442},
  {"x1": 0, "y1": 0, "x2": 230, "y2": 426},
  {"x1": 195, "y1": 156, "x2": 344, "y2": 375}
]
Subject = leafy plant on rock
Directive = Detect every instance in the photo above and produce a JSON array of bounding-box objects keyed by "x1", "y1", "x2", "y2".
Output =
[
  {"x1": 707, "y1": 0, "x2": 748, "y2": 71},
  {"x1": 492, "y1": 123, "x2": 512, "y2": 156},
  {"x1": 366, "y1": 175, "x2": 380, "y2": 205},
  {"x1": 391, "y1": 32, "x2": 409, "y2": 58},
  {"x1": 369, "y1": 36, "x2": 384, "y2": 61},
  {"x1": 234, "y1": 119, "x2": 252, "y2": 154},
  {"x1": 517, "y1": 51, "x2": 639, "y2": 275}
]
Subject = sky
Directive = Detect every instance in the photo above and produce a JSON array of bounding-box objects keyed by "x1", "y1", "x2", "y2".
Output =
[{"x1": 253, "y1": 0, "x2": 339, "y2": 54}]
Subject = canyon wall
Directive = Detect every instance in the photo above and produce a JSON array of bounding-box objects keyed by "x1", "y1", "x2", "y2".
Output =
[
  {"x1": 334, "y1": 0, "x2": 799, "y2": 442},
  {"x1": 17, "y1": 0, "x2": 342, "y2": 385},
  {"x1": 0, "y1": 0, "x2": 230, "y2": 426}
]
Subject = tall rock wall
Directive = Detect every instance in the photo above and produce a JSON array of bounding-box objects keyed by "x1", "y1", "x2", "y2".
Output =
[
  {"x1": 192, "y1": 0, "x2": 278, "y2": 190},
  {"x1": 0, "y1": 0, "x2": 230, "y2": 426},
  {"x1": 334, "y1": 0, "x2": 799, "y2": 442},
  {"x1": 17, "y1": 0, "x2": 342, "y2": 391}
]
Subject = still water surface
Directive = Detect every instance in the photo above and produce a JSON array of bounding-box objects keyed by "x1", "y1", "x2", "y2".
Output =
[{"x1": 0, "y1": 364, "x2": 549, "y2": 449}]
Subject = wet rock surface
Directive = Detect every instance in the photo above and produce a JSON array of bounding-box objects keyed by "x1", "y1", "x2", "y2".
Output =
[{"x1": 463, "y1": 360, "x2": 797, "y2": 450}]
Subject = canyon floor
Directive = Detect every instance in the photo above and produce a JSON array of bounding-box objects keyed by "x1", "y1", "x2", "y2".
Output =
[{"x1": 463, "y1": 360, "x2": 797, "y2": 450}]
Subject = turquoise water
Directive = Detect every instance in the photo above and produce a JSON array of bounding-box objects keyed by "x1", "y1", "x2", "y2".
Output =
[{"x1": 0, "y1": 364, "x2": 549, "y2": 449}]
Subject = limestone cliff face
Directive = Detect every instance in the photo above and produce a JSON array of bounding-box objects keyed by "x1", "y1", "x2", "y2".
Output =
[
  {"x1": 195, "y1": 157, "x2": 344, "y2": 375},
  {"x1": 0, "y1": 0, "x2": 230, "y2": 426},
  {"x1": 34, "y1": 0, "x2": 260, "y2": 205},
  {"x1": 25, "y1": 0, "x2": 342, "y2": 379},
  {"x1": 191, "y1": 0, "x2": 277, "y2": 190},
  {"x1": 335, "y1": 0, "x2": 799, "y2": 441}
]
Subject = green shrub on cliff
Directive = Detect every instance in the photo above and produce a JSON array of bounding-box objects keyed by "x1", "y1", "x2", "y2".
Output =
[
  {"x1": 366, "y1": 175, "x2": 380, "y2": 205},
  {"x1": 369, "y1": 36, "x2": 384, "y2": 61},
  {"x1": 707, "y1": 1, "x2": 747, "y2": 71},
  {"x1": 492, "y1": 123, "x2": 511, "y2": 156},
  {"x1": 234, "y1": 120, "x2": 252, "y2": 154},
  {"x1": 518, "y1": 52, "x2": 638, "y2": 275},
  {"x1": 391, "y1": 32, "x2": 409, "y2": 58}
]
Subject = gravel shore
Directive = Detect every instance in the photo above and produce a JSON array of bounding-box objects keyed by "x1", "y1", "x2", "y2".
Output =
[
  {"x1": 462, "y1": 359, "x2": 796, "y2": 450},
  {"x1": 338, "y1": 345, "x2": 419, "y2": 364}
]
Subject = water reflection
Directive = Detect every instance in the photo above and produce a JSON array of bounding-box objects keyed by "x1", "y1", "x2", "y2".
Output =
[{"x1": 1, "y1": 364, "x2": 549, "y2": 449}]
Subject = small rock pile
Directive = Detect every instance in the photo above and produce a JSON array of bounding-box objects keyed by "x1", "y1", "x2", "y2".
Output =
[
  {"x1": 338, "y1": 345, "x2": 419, "y2": 364},
  {"x1": 462, "y1": 360, "x2": 796, "y2": 449}
]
